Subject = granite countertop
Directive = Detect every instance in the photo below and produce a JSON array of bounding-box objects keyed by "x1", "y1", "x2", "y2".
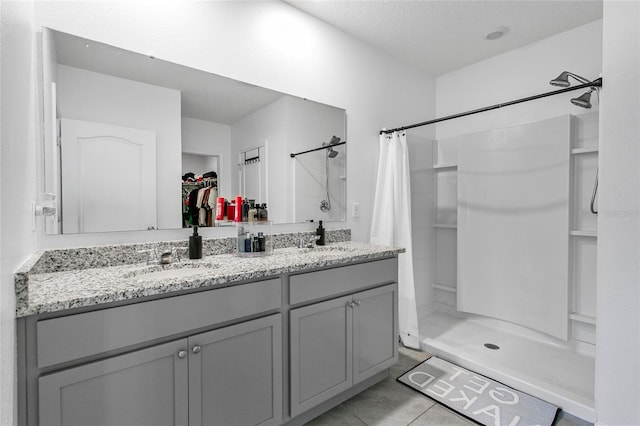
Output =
[{"x1": 16, "y1": 242, "x2": 403, "y2": 317}]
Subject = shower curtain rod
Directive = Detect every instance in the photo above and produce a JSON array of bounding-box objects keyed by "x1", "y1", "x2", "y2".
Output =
[
  {"x1": 290, "y1": 140, "x2": 346, "y2": 158},
  {"x1": 379, "y1": 78, "x2": 602, "y2": 135}
]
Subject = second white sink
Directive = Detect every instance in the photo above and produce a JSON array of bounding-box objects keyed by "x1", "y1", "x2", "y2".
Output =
[{"x1": 125, "y1": 263, "x2": 218, "y2": 281}]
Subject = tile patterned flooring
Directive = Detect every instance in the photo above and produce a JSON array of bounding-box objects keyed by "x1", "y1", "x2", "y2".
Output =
[{"x1": 306, "y1": 346, "x2": 592, "y2": 426}]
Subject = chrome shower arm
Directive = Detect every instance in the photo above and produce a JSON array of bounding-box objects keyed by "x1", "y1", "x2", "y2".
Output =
[{"x1": 564, "y1": 72, "x2": 592, "y2": 85}]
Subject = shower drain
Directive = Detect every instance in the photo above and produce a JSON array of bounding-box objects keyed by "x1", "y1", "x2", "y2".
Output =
[{"x1": 484, "y1": 343, "x2": 500, "y2": 350}]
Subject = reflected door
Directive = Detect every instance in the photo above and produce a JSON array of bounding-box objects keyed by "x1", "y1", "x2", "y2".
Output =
[
  {"x1": 60, "y1": 119, "x2": 157, "y2": 233},
  {"x1": 240, "y1": 146, "x2": 266, "y2": 203}
]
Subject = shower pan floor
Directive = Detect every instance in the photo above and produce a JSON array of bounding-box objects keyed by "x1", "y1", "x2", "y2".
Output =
[{"x1": 419, "y1": 311, "x2": 595, "y2": 423}]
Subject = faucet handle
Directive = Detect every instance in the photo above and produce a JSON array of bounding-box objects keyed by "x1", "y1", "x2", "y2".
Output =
[{"x1": 137, "y1": 248, "x2": 157, "y2": 265}]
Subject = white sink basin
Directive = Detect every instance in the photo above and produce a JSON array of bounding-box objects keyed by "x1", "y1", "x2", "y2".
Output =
[
  {"x1": 299, "y1": 245, "x2": 357, "y2": 254},
  {"x1": 125, "y1": 263, "x2": 218, "y2": 281}
]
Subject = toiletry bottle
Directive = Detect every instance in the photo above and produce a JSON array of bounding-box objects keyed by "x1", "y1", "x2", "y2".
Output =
[
  {"x1": 244, "y1": 232, "x2": 252, "y2": 252},
  {"x1": 227, "y1": 201, "x2": 235, "y2": 221},
  {"x1": 216, "y1": 197, "x2": 225, "y2": 221},
  {"x1": 242, "y1": 199, "x2": 249, "y2": 222},
  {"x1": 189, "y1": 226, "x2": 203, "y2": 259},
  {"x1": 237, "y1": 225, "x2": 245, "y2": 253},
  {"x1": 235, "y1": 196, "x2": 243, "y2": 222},
  {"x1": 316, "y1": 221, "x2": 326, "y2": 246},
  {"x1": 248, "y1": 206, "x2": 257, "y2": 222},
  {"x1": 257, "y1": 231, "x2": 265, "y2": 252},
  {"x1": 259, "y1": 203, "x2": 268, "y2": 222}
]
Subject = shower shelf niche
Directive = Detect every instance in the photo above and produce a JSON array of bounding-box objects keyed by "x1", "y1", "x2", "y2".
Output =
[
  {"x1": 569, "y1": 313, "x2": 596, "y2": 325},
  {"x1": 432, "y1": 223, "x2": 457, "y2": 229},
  {"x1": 433, "y1": 163, "x2": 458, "y2": 170},
  {"x1": 433, "y1": 284, "x2": 457, "y2": 293},
  {"x1": 572, "y1": 148, "x2": 599, "y2": 155},
  {"x1": 570, "y1": 230, "x2": 597, "y2": 237}
]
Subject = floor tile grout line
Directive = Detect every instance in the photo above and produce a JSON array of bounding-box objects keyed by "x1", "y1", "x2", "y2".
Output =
[{"x1": 406, "y1": 404, "x2": 436, "y2": 426}]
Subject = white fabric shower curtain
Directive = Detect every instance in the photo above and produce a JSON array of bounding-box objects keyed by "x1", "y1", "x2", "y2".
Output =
[{"x1": 370, "y1": 131, "x2": 420, "y2": 349}]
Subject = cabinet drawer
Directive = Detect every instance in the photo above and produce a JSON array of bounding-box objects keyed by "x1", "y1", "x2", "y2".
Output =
[
  {"x1": 37, "y1": 278, "x2": 281, "y2": 368},
  {"x1": 289, "y1": 257, "x2": 397, "y2": 305}
]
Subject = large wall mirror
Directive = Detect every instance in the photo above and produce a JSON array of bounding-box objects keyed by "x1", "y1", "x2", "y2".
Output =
[{"x1": 41, "y1": 28, "x2": 347, "y2": 234}]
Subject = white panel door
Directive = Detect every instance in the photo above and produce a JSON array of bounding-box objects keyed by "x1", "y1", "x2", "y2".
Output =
[
  {"x1": 457, "y1": 115, "x2": 571, "y2": 340},
  {"x1": 60, "y1": 119, "x2": 156, "y2": 233}
]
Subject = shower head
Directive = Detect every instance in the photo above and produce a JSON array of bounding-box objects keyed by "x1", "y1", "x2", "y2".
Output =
[
  {"x1": 550, "y1": 71, "x2": 600, "y2": 109},
  {"x1": 549, "y1": 71, "x2": 591, "y2": 87},
  {"x1": 323, "y1": 137, "x2": 340, "y2": 158},
  {"x1": 571, "y1": 89, "x2": 594, "y2": 109}
]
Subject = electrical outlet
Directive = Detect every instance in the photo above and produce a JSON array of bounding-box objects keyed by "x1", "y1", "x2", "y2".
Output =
[{"x1": 352, "y1": 202, "x2": 360, "y2": 218}]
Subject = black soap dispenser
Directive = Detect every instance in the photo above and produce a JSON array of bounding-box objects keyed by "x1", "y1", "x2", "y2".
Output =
[
  {"x1": 189, "y1": 226, "x2": 202, "y2": 259},
  {"x1": 316, "y1": 221, "x2": 326, "y2": 246}
]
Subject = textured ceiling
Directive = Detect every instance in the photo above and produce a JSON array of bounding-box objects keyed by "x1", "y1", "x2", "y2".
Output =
[{"x1": 285, "y1": 0, "x2": 603, "y2": 76}]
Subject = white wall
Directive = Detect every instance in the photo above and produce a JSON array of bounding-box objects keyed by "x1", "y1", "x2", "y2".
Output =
[
  {"x1": 0, "y1": 2, "x2": 37, "y2": 425},
  {"x1": 34, "y1": 0, "x2": 436, "y2": 247},
  {"x1": 595, "y1": 1, "x2": 640, "y2": 424},
  {"x1": 181, "y1": 117, "x2": 230, "y2": 196},
  {"x1": 57, "y1": 65, "x2": 182, "y2": 230}
]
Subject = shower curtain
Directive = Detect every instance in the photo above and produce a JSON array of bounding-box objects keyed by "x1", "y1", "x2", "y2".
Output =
[{"x1": 370, "y1": 131, "x2": 420, "y2": 349}]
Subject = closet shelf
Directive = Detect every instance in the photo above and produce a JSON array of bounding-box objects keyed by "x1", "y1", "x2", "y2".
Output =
[
  {"x1": 433, "y1": 163, "x2": 458, "y2": 170},
  {"x1": 571, "y1": 147, "x2": 599, "y2": 155},
  {"x1": 569, "y1": 313, "x2": 596, "y2": 325},
  {"x1": 433, "y1": 284, "x2": 457, "y2": 293},
  {"x1": 570, "y1": 230, "x2": 597, "y2": 237},
  {"x1": 433, "y1": 223, "x2": 457, "y2": 229}
]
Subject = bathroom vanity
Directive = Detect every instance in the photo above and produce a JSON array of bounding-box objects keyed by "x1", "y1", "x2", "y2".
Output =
[{"x1": 15, "y1": 239, "x2": 401, "y2": 426}]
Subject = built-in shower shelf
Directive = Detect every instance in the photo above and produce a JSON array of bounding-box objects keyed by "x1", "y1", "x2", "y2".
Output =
[
  {"x1": 571, "y1": 147, "x2": 599, "y2": 155},
  {"x1": 570, "y1": 230, "x2": 597, "y2": 237},
  {"x1": 433, "y1": 284, "x2": 457, "y2": 293},
  {"x1": 569, "y1": 313, "x2": 596, "y2": 325},
  {"x1": 432, "y1": 223, "x2": 457, "y2": 229},
  {"x1": 433, "y1": 163, "x2": 458, "y2": 170}
]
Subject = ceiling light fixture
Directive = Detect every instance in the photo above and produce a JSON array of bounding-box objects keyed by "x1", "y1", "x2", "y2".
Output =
[{"x1": 485, "y1": 26, "x2": 509, "y2": 41}]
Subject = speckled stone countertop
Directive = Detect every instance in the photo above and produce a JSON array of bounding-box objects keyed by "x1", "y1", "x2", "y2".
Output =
[{"x1": 16, "y1": 239, "x2": 404, "y2": 317}]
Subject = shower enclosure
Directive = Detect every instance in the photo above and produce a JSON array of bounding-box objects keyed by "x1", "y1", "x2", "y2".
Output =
[{"x1": 423, "y1": 111, "x2": 599, "y2": 421}]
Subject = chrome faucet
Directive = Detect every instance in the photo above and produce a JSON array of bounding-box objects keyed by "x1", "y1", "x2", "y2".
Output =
[
  {"x1": 138, "y1": 245, "x2": 187, "y2": 265},
  {"x1": 158, "y1": 250, "x2": 173, "y2": 265},
  {"x1": 298, "y1": 235, "x2": 321, "y2": 249}
]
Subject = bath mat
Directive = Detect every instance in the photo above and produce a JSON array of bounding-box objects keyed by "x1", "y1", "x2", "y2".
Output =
[{"x1": 397, "y1": 357, "x2": 559, "y2": 426}]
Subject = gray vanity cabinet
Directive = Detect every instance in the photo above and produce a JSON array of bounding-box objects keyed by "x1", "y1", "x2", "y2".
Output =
[
  {"x1": 39, "y1": 338, "x2": 189, "y2": 426},
  {"x1": 38, "y1": 314, "x2": 282, "y2": 426},
  {"x1": 352, "y1": 284, "x2": 399, "y2": 384},
  {"x1": 290, "y1": 294, "x2": 354, "y2": 417},
  {"x1": 289, "y1": 283, "x2": 398, "y2": 417},
  {"x1": 189, "y1": 314, "x2": 282, "y2": 426}
]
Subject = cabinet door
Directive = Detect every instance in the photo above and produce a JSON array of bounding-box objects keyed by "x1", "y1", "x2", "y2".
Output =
[
  {"x1": 189, "y1": 314, "x2": 282, "y2": 426},
  {"x1": 353, "y1": 284, "x2": 399, "y2": 384},
  {"x1": 39, "y1": 339, "x2": 189, "y2": 426},
  {"x1": 290, "y1": 295, "x2": 353, "y2": 417}
]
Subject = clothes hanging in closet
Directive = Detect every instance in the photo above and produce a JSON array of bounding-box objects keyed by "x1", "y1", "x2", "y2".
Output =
[{"x1": 183, "y1": 182, "x2": 217, "y2": 228}]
